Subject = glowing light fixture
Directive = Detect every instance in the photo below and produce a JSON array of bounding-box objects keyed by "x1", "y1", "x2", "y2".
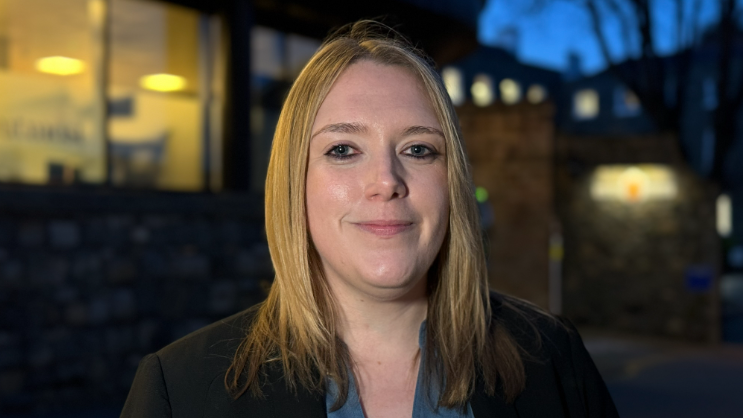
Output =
[
  {"x1": 499, "y1": 78, "x2": 521, "y2": 105},
  {"x1": 574, "y1": 89, "x2": 599, "y2": 119},
  {"x1": 139, "y1": 73, "x2": 187, "y2": 92},
  {"x1": 442, "y1": 67, "x2": 464, "y2": 106},
  {"x1": 527, "y1": 84, "x2": 547, "y2": 104},
  {"x1": 35, "y1": 56, "x2": 85, "y2": 76},
  {"x1": 475, "y1": 186, "x2": 489, "y2": 203},
  {"x1": 590, "y1": 165, "x2": 677, "y2": 203},
  {"x1": 717, "y1": 194, "x2": 732, "y2": 237},
  {"x1": 471, "y1": 74, "x2": 494, "y2": 107}
]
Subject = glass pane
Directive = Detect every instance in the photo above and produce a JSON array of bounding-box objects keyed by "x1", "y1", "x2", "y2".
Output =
[
  {"x1": 109, "y1": 0, "x2": 219, "y2": 191},
  {"x1": 0, "y1": 0, "x2": 105, "y2": 185}
]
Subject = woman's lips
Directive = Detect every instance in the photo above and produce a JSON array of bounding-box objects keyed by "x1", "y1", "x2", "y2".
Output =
[{"x1": 353, "y1": 221, "x2": 413, "y2": 236}]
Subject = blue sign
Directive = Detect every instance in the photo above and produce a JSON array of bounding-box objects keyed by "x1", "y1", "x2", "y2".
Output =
[{"x1": 685, "y1": 265, "x2": 714, "y2": 293}]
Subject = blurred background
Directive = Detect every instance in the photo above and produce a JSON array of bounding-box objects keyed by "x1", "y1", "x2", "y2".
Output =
[{"x1": 0, "y1": 0, "x2": 742, "y2": 417}]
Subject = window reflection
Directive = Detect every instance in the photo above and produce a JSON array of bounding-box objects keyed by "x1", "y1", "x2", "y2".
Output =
[
  {"x1": 108, "y1": 0, "x2": 222, "y2": 191},
  {"x1": 0, "y1": 0, "x2": 105, "y2": 185}
]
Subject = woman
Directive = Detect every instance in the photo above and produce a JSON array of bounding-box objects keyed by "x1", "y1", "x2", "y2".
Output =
[{"x1": 121, "y1": 21, "x2": 618, "y2": 418}]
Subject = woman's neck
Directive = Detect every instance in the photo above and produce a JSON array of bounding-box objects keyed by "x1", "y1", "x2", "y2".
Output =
[{"x1": 332, "y1": 278, "x2": 428, "y2": 357}]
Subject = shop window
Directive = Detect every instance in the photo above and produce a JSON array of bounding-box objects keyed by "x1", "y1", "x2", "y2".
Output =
[
  {"x1": 471, "y1": 74, "x2": 494, "y2": 107},
  {"x1": 613, "y1": 86, "x2": 641, "y2": 117},
  {"x1": 499, "y1": 78, "x2": 521, "y2": 105},
  {"x1": 573, "y1": 89, "x2": 599, "y2": 120},
  {"x1": 0, "y1": 0, "x2": 105, "y2": 185},
  {"x1": 442, "y1": 67, "x2": 464, "y2": 106},
  {"x1": 526, "y1": 84, "x2": 547, "y2": 104},
  {"x1": 0, "y1": 0, "x2": 224, "y2": 191},
  {"x1": 109, "y1": 0, "x2": 223, "y2": 191}
]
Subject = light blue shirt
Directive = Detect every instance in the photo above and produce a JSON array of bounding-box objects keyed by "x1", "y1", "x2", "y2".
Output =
[{"x1": 326, "y1": 321, "x2": 474, "y2": 418}]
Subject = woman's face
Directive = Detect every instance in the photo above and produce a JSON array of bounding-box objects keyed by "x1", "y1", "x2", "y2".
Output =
[{"x1": 306, "y1": 61, "x2": 449, "y2": 302}]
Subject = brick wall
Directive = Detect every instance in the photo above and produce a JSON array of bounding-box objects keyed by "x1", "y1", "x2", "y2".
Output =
[
  {"x1": 555, "y1": 134, "x2": 721, "y2": 342},
  {"x1": 0, "y1": 188, "x2": 271, "y2": 415},
  {"x1": 458, "y1": 102, "x2": 556, "y2": 308}
]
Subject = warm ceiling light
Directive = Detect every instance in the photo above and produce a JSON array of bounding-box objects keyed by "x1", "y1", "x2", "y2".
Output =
[
  {"x1": 35, "y1": 56, "x2": 85, "y2": 76},
  {"x1": 139, "y1": 74, "x2": 186, "y2": 92},
  {"x1": 590, "y1": 165, "x2": 677, "y2": 203}
]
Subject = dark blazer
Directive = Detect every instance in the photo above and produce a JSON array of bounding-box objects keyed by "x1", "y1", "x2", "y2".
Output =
[{"x1": 121, "y1": 293, "x2": 619, "y2": 418}]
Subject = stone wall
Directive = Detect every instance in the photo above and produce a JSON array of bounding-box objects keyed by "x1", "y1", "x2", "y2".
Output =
[
  {"x1": 0, "y1": 187, "x2": 271, "y2": 416},
  {"x1": 555, "y1": 134, "x2": 721, "y2": 342},
  {"x1": 458, "y1": 102, "x2": 555, "y2": 308}
]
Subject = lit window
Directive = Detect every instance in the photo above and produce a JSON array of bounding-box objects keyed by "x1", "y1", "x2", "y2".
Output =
[
  {"x1": 717, "y1": 194, "x2": 732, "y2": 237},
  {"x1": 499, "y1": 78, "x2": 521, "y2": 105},
  {"x1": 573, "y1": 89, "x2": 599, "y2": 120},
  {"x1": 613, "y1": 86, "x2": 641, "y2": 117},
  {"x1": 526, "y1": 84, "x2": 547, "y2": 104},
  {"x1": 442, "y1": 67, "x2": 464, "y2": 106},
  {"x1": 0, "y1": 0, "x2": 104, "y2": 185},
  {"x1": 590, "y1": 165, "x2": 677, "y2": 203},
  {"x1": 703, "y1": 77, "x2": 717, "y2": 110},
  {"x1": 108, "y1": 0, "x2": 224, "y2": 191},
  {"x1": 471, "y1": 74, "x2": 494, "y2": 107}
]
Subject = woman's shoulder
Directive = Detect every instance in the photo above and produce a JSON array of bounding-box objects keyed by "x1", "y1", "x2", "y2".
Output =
[
  {"x1": 154, "y1": 307, "x2": 256, "y2": 375},
  {"x1": 122, "y1": 307, "x2": 259, "y2": 418},
  {"x1": 488, "y1": 291, "x2": 579, "y2": 359}
]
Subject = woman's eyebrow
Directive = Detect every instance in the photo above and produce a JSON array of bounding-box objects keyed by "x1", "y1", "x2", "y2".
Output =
[
  {"x1": 311, "y1": 122, "x2": 368, "y2": 139},
  {"x1": 401, "y1": 125, "x2": 445, "y2": 138}
]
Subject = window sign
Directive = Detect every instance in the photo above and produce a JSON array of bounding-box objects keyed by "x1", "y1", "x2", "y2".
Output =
[{"x1": 0, "y1": 0, "x2": 105, "y2": 185}]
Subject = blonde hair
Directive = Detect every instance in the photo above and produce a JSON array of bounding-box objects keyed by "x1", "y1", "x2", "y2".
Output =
[{"x1": 226, "y1": 20, "x2": 526, "y2": 409}]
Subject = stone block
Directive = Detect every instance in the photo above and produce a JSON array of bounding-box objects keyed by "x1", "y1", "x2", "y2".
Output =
[
  {"x1": 107, "y1": 258, "x2": 137, "y2": 284},
  {"x1": 48, "y1": 221, "x2": 80, "y2": 249},
  {"x1": 88, "y1": 296, "x2": 110, "y2": 325},
  {"x1": 64, "y1": 302, "x2": 87, "y2": 327},
  {"x1": 18, "y1": 222, "x2": 44, "y2": 247},
  {"x1": 141, "y1": 250, "x2": 168, "y2": 278},
  {"x1": 1, "y1": 259, "x2": 23, "y2": 284},
  {"x1": 28, "y1": 345, "x2": 54, "y2": 369},
  {"x1": 130, "y1": 226, "x2": 150, "y2": 244},
  {"x1": 0, "y1": 220, "x2": 12, "y2": 246},
  {"x1": 54, "y1": 287, "x2": 78, "y2": 304},
  {"x1": 106, "y1": 326, "x2": 133, "y2": 354},
  {"x1": 209, "y1": 281, "x2": 236, "y2": 314},
  {"x1": 83, "y1": 218, "x2": 107, "y2": 245},
  {"x1": 172, "y1": 254, "x2": 210, "y2": 280},
  {"x1": 0, "y1": 347, "x2": 22, "y2": 368},
  {"x1": 0, "y1": 369, "x2": 25, "y2": 396},
  {"x1": 137, "y1": 319, "x2": 159, "y2": 351},
  {"x1": 111, "y1": 289, "x2": 136, "y2": 320}
]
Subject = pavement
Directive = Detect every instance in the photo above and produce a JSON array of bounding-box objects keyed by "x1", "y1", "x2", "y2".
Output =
[{"x1": 582, "y1": 330, "x2": 743, "y2": 418}]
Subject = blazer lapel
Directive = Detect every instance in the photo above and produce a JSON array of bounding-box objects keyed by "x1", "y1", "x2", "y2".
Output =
[{"x1": 469, "y1": 382, "x2": 520, "y2": 418}]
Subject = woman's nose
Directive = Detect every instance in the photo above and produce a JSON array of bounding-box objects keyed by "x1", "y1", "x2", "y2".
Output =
[{"x1": 363, "y1": 151, "x2": 408, "y2": 201}]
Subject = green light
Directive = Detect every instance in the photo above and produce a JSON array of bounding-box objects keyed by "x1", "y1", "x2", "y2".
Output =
[{"x1": 475, "y1": 186, "x2": 489, "y2": 203}]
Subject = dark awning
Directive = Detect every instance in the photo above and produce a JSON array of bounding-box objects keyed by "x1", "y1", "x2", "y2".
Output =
[{"x1": 251, "y1": 0, "x2": 485, "y2": 65}]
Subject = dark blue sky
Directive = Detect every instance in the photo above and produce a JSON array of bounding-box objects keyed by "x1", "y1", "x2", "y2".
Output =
[{"x1": 478, "y1": 0, "x2": 721, "y2": 75}]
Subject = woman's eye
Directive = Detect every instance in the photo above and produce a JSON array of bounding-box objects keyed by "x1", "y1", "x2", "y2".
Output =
[
  {"x1": 405, "y1": 144, "x2": 435, "y2": 159},
  {"x1": 326, "y1": 144, "x2": 357, "y2": 160}
]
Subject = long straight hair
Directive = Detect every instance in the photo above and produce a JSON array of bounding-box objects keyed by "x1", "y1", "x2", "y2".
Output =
[{"x1": 226, "y1": 21, "x2": 526, "y2": 409}]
